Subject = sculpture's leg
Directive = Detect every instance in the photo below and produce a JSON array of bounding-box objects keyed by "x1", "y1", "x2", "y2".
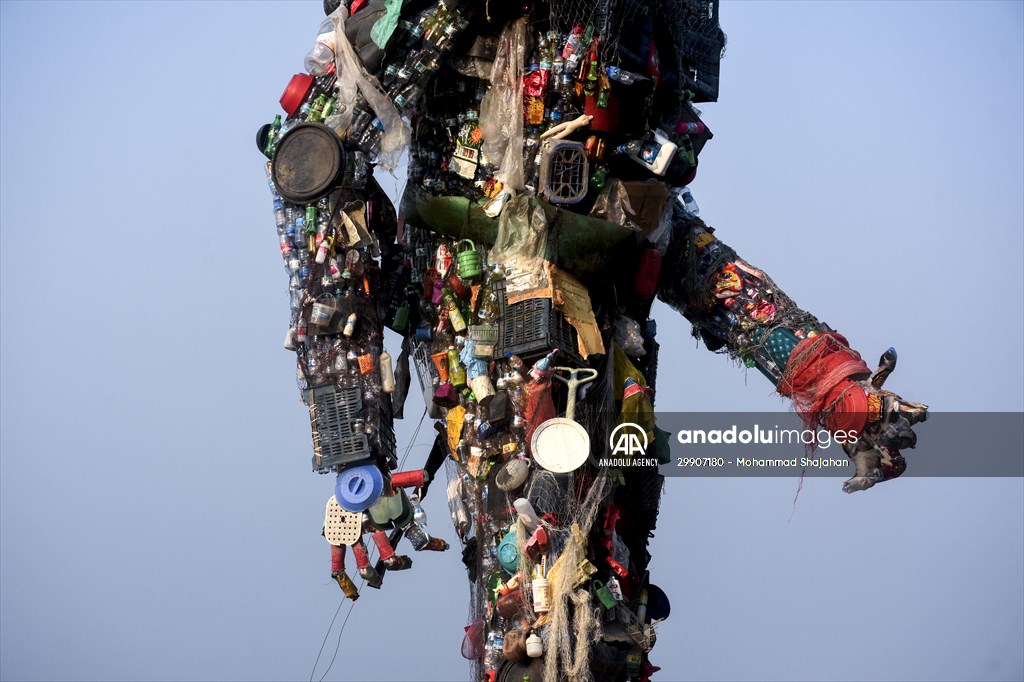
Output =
[
  {"x1": 329, "y1": 543, "x2": 359, "y2": 600},
  {"x1": 351, "y1": 537, "x2": 383, "y2": 588}
]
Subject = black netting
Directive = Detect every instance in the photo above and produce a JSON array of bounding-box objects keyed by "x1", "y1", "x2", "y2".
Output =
[
  {"x1": 546, "y1": 0, "x2": 725, "y2": 102},
  {"x1": 661, "y1": 0, "x2": 726, "y2": 102}
]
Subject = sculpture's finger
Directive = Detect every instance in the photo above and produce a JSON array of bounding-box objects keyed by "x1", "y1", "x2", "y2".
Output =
[{"x1": 870, "y1": 347, "x2": 897, "y2": 388}]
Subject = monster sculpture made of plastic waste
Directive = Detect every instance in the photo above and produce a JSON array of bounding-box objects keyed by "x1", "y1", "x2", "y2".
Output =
[{"x1": 257, "y1": 1, "x2": 928, "y2": 680}]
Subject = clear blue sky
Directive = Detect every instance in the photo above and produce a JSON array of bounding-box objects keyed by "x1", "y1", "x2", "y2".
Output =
[{"x1": 1, "y1": 2, "x2": 1022, "y2": 681}]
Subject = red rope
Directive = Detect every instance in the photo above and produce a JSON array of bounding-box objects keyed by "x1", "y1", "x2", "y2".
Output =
[{"x1": 778, "y1": 332, "x2": 870, "y2": 433}]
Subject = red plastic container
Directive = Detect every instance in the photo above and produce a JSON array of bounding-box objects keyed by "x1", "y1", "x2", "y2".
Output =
[
  {"x1": 280, "y1": 73, "x2": 314, "y2": 116},
  {"x1": 390, "y1": 469, "x2": 428, "y2": 488},
  {"x1": 633, "y1": 248, "x2": 662, "y2": 299}
]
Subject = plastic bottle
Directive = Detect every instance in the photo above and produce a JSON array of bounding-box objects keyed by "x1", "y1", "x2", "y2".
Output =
[
  {"x1": 307, "y1": 94, "x2": 327, "y2": 122},
  {"x1": 343, "y1": 313, "x2": 357, "y2": 337},
  {"x1": 414, "y1": 49, "x2": 441, "y2": 77},
  {"x1": 294, "y1": 212, "x2": 307, "y2": 251},
  {"x1": 547, "y1": 98, "x2": 564, "y2": 125},
  {"x1": 563, "y1": 24, "x2": 583, "y2": 60},
  {"x1": 320, "y1": 96, "x2": 336, "y2": 121},
  {"x1": 391, "y1": 300, "x2": 410, "y2": 330},
  {"x1": 678, "y1": 185, "x2": 700, "y2": 215},
  {"x1": 283, "y1": 327, "x2": 298, "y2": 351},
  {"x1": 379, "y1": 349, "x2": 396, "y2": 393},
  {"x1": 357, "y1": 117, "x2": 385, "y2": 158},
  {"x1": 443, "y1": 289, "x2": 467, "y2": 332},
  {"x1": 513, "y1": 498, "x2": 541, "y2": 533},
  {"x1": 523, "y1": 127, "x2": 542, "y2": 189},
  {"x1": 484, "y1": 630, "x2": 503, "y2": 672},
  {"x1": 410, "y1": 492, "x2": 427, "y2": 526},
  {"x1": 393, "y1": 82, "x2": 423, "y2": 112},
  {"x1": 675, "y1": 120, "x2": 706, "y2": 136},
  {"x1": 526, "y1": 632, "x2": 543, "y2": 658},
  {"x1": 552, "y1": 53, "x2": 565, "y2": 92},
  {"x1": 508, "y1": 355, "x2": 527, "y2": 381},
  {"x1": 538, "y1": 32, "x2": 552, "y2": 73},
  {"x1": 334, "y1": 348, "x2": 349, "y2": 374},
  {"x1": 616, "y1": 129, "x2": 678, "y2": 176},
  {"x1": 273, "y1": 197, "x2": 287, "y2": 228},
  {"x1": 304, "y1": 17, "x2": 337, "y2": 76},
  {"x1": 315, "y1": 240, "x2": 331, "y2": 264},
  {"x1": 263, "y1": 115, "x2": 282, "y2": 157},
  {"x1": 636, "y1": 587, "x2": 649, "y2": 623},
  {"x1": 605, "y1": 65, "x2": 642, "y2": 85},
  {"x1": 532, "y1": 575, "x2": 550, "y2": 613},
  {"x1": 585, "y1": 58, "x2": 599, "y2": 96},
  {"x1": 448, "y1": 346, "x2": 467, "y2": 387},
  {"x1": 345, "y1": 249, "x2": 363, "y2": 278}
]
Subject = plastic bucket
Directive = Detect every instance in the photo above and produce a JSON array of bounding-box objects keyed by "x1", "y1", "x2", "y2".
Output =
[{"x1": 280, "y1": 73, "x2": 314, "y2": 116}]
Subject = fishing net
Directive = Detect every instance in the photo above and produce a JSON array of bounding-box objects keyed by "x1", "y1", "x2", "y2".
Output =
[{"x1": 546, "y1": 0, "x2": 725, "y2": 101}]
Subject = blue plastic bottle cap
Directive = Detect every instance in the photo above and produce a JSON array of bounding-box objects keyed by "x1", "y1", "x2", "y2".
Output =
[
  {"x1": 334, "y1": 463, "x2": 384, "y2": 513},
  {"x1": 497, "y1": 530, "x2": 519, "y2": 575}
]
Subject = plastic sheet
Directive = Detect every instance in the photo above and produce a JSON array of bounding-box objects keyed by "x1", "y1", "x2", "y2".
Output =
[
  {"x1": 479, "y1": 17, "x2": 528, "y2": 191},
  {"x1": 489, "y1": 196, "x2": 553, "y2": 300},
  {"x1": 614, "y1": 316, "x2": 645, "y2": 357},
  {"x1": 589, "y1": 179, "x2": 642, "y2": 232},
  {"x1": 330, "y1": 6, "x2": 409, "y2": 171}
]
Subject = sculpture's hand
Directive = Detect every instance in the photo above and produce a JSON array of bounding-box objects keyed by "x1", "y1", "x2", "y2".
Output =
[{"x1": 838, "y1": 348, "x2": 928, "y2": 493}]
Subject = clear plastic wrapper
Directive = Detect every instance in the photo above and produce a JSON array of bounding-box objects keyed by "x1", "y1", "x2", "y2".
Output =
[
  {"x1": 329, "y1": 6, "x2": 410, "y2": 170},
  {"x1": 479, "y1": 17, "x2": 528, "y2": 191},
  {"x1": 614, "y1": 316, "x2": 646, "y2": 356}
]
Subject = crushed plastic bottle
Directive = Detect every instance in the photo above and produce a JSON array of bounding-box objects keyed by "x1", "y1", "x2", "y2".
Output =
[{"x1": 304, "y1": 17, "x2": 337, "y2": 76}]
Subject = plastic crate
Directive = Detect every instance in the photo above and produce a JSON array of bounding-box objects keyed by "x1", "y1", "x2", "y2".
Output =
[
  {"x1": 306, "y1": 384, "x2": 370, "y2": 472},
  {"x1": 499, "y1": 297, "x2": 582, "y2": 365},
  {"x1": 411, "y1": 339, "x2": 437, "y2": 394},
  {"x1": 376, "y1": 397, "x2": 397, "y2": 470},
  {"x1": 468, "y1": 323, "x2": 499, "y2": 357},
  {"x1": 540, "y1": 140, "x2": 589, "y2": 205},
  {"x1": 305, "y1": 384, "x2": 397, "y2": 474}
]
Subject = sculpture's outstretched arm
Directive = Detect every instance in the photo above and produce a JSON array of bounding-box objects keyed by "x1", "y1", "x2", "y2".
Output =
[{"x1": 658, "y1": 210, "x2": 928, "y2": 492}]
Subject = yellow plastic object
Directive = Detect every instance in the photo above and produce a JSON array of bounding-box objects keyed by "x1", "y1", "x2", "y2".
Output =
[
  {"x1": 324, "y1": 496, "x2": 362, "y2": 546},
  {"x1": 447, "y1": 405, "x2": 466, "y2": 456},
  {"x1": 572, "y1": 558, "x2": 598, "y2": 589},
  {"x1": 334, "y1": 571, "x2": 359, "y2": 600}
]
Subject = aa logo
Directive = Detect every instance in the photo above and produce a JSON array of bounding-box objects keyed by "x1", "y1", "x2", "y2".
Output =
[{"x1": 609, "y1": 423, "x2": 648, "y2": 456}]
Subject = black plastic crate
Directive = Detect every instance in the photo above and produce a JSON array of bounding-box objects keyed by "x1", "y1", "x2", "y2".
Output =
[
  {"x1": 376, "y1": 396, "x2": 397, "y2": 470},
  {"x1": 499, "y1": 297, "x2": 582, "y2": 365},
  {"x1": 304, "y1": 384, "x2": 397, "y2": 473},
  {"x1": 306, "y1": 384, "x2": 369, "y2": 472}
]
